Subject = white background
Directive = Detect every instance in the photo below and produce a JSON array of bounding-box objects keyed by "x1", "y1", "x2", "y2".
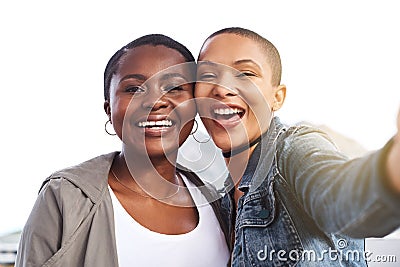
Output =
[{"x1": 1, "y1": 0, "x2": 399, "y2": 235}]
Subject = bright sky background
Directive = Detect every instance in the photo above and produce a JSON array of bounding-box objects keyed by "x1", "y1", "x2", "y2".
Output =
[{"x1": 1, "y1": 0, "x2": 399, "y2": 235}]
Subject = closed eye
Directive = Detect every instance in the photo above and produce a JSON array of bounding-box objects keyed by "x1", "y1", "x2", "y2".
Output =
[
  {"x1": 198, "y1": 73, "x2": 217, "y2": 81},
  {"x1": 236, "y1": 71, "x2": 256, "y2": 78},
  {"x1": 125, "y1": 86, "x2": 145, "y2": 93},
  {"x1": 164, "y1": 85, "x2": 184, "y2": 92}
]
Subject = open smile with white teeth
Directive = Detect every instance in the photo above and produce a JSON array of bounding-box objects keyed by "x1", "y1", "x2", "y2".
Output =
[
  {"x1": 213, "y1": 108, "x2": 244, "y2": 119},
  {"x1": 210, "y1": 107, "x2": 245, "y2": 129},
  {"x1": 137, "y1": 120, "x2": 173, "y2": 128},
  {"x1": 213, "y1": 108, "x2": 244, "y2": 115}
]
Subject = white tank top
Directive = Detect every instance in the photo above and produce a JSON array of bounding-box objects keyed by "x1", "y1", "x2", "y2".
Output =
[{"x1": 109, "y1": 174, "x2": 230, "y2": 267}]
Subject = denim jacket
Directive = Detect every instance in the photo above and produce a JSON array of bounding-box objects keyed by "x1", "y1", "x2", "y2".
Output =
[{"x1": 222, "y1": 117, "x2": 400, "y2": 266}]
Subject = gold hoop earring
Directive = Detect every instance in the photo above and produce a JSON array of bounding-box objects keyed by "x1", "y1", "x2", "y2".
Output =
[
  {"x1": 105, "y1": 119, "x2": 117, "y2": 136},
  {"x1": 190, "y1": 120, "x2": 199, "y2": 135},
  {"x1": 193, "y1": 134, "x2": 211, "y2": 144},
  {"x1": 190, "y1": 120, "x2": 211, "y2": 143}
]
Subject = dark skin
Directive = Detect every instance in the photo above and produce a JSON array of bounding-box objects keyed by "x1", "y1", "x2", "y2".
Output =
[
  {"x1": 108, "y1": 154, "x2": 197, "y2": 234},
  {"x1": 104, "y1": 45, "x2": 198, "y2": 234}
]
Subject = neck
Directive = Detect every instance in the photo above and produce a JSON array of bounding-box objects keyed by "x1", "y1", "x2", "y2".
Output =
[
  {"x1": 117, "y1": 148, "x2": 179, "y2": 187},
  {"x1": 222, "y1": 129, "x2": 269, "y2": 159},
  {"x1": 112, "y1": 149, "x2": 198, "y2": 206},
  {"x1": 224, "y1": 142, "x2": 258, "y2": 163},
  {"x1": 223, "y1": 144, "x2": 257, "y2": 188},
  {"x1": 112, "y1": 150, "x2": 181, "y2": 202},
  {"x1": 120, "y1": 146, "x2": 178, "y2": 180}
]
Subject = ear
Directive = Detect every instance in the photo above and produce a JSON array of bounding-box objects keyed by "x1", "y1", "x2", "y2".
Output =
[
  {"x1": 272, "y1": 84, "x2": 286, "y2": 111},
  {"x1": 104, "y1": 101, "x2": 111, "y2": 120}
]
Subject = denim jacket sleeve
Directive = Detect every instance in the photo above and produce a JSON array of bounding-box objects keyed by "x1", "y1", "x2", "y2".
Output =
[{"x1": 277, "y1": 125, "x2": 400, "y2": 238}]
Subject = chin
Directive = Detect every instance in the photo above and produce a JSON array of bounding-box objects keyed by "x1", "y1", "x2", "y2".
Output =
[
  {"x1": 212, "y1": 135, "x2": 232, "y2": 152},
  {"x1": 149, "y1": 142, "x2": 179, "y2": 155}
]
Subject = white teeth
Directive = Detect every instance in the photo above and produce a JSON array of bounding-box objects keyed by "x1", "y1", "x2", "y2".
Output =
[
  {"x1": 213, "y1": 108, "x2": 244, "y2": 115},
  {"x1": 138, "y1": 120, "x2": 173, "y2": 128}
]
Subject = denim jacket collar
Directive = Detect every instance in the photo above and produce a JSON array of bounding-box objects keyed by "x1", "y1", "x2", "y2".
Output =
[{"x1": 236, "y1": 116, "x2": 286, "y2": 193}]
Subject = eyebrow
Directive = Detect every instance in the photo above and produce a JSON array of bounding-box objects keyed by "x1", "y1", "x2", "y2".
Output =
[
  {"x1": 119, "y1": 72, "x2": 189, "y2": 86},
  {"x1": 233, "y1": 59, "x2": 262, "y2": 72},
  {"x1": 159, "y1": 72, "x2": 188, "y2": 82},
  {"x1": 197, "y1": 61, "x2": 219, "y2": 68},
  {"x1": 198, "y1": 59, "x2": 262, "y2": 73},
  {"x1": 119, "y1": 74, "x2": 146, "y2": 83}
]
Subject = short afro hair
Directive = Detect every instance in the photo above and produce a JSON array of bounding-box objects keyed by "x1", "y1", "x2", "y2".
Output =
[
  {"x1": 104, "y1": 34, "x2": 195, "y2": 101},
  {"x1": 201, "y1": 27, "x2": 282, "y2": 87}
]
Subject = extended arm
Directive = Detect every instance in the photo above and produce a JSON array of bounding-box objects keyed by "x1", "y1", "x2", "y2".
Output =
[{"x1": 279, "y1": 124, "x2": 400, "y2": 238}]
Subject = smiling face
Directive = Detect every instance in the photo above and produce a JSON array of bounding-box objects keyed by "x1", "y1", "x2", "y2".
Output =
[
  {"x1": 105, "y1": 45, "x2": 196, "y2": 157},
  {"x1": 195, "y1": 33, "x2": 286, "y2": 152}
]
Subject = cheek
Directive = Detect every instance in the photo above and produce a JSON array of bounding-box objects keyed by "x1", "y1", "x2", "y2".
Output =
[
  {"x1": 194, "y1": 82, "x2": 212, "y2": 98},
  {"x1": 194, "y1": 84, "x2": 215, "y2": 116},
  {"x1": 239, "y1": 83, "x2": 270, "y2": 107},
  {"x1": 244, "y1": 102, "x2": 273, "y2": 135},
  {"x1": 177, "y1": 103, "x2": 196, "y2": 144},
  {"x1": 241, "y1": 84, "x2": 273, "y2": 117},
  {"x1": 111, "y1": 98, "x2": 131, "y2": 120},
  {"x1": 111, "y1": 98, "x2": 140, "y2": 134},
  {"x1": 110, "y1": 98, "x2": 122, "y2": 122},
  {"x1": 175, "y1": 99, "x2": 196, "y2": 122}
]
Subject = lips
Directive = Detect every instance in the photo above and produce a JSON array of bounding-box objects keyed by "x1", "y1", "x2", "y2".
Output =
[
  {"x1": 209, "y1": 103, "x2": 245, "y2": 129},
  {"x1": 135, "y1": 115, "x2": 176, "y2": 136},
  {"x1": 137, "y1": 119, "x2": 173, "y2": 128}
]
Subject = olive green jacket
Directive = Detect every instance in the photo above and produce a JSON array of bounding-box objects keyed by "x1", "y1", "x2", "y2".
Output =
[{"x1": 16, "y1": 152, "x2": 228, "y2": 267}]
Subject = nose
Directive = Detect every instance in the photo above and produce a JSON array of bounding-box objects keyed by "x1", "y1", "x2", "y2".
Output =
[
  {"x1": 141, "y1": 91, "x2": 169, "y2": 111},
  {"x1": 211, "y1": 75, "x2": 239, "y2": 98},
  {"x1": 212, "y1": 84, "x2": 238, "y2": 98}
]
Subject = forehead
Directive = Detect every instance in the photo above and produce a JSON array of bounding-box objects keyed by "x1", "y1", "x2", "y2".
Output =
[
  {"x1": 117, "y1": 45, "x2": 187, "y2": 78},
  {"x1": 199, "y1": 34, "x2": 266, "y2": 66}
]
